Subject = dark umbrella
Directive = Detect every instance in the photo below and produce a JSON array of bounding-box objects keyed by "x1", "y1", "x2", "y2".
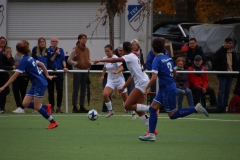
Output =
[{"x1": 87, "y1": 72, "x2": 91, "y2": 106}]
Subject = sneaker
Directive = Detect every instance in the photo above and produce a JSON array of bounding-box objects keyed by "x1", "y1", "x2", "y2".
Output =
[
  {"x1": 12, "y1": 107, "x2": 25, "y2": 114},
  {"x1": 142, "y1": 129, "x2": 158, "y2": 136},
  {"x1": 45, "y1": 121, "x2": 58, "y2": 129},
  {"x1": 0, "y1": 109, "x2": 5, "y2": 114},
  {"x1": 32, "y1": 109, "x2": 38, "y2": 113},
  {"x1": 195, "y1": 103, "x2": 209, "y2": 117},
  {"x1": 45, "y1": 104, "x2": 52, "y2": 115},
  {"x1": 106, "y1": 110, "x2": 114, "y2": 118},
  {"x1": 56, "y1": 107, "x2": 63, "y2": 113},
  {"x1": 79, "y1": 107, "x2": 89, "y2": 113},
  {"x1": 139, "y1": 133, "x2": 156, "y2": 142}
]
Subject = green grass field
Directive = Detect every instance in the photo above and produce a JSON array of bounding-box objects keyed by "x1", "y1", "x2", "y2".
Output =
[{"x1": 0, "y1": 113, "x2": 240, "y2": 160}]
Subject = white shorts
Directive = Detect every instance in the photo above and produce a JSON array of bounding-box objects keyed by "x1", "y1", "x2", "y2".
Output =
[
  {"x1": 135, "y1": 80, "x2": 149, "y2": 93},
  {"x1": 106, "y1": 81, "x2": 127, "y2": 93}
]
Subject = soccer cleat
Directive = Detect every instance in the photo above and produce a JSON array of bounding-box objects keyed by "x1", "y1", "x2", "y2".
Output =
[
  {"x1": 142, "y1": 129, "x2": 158, "y2": 136},
  {"x1": 12, "y1": 107, "x2": 25, "y2": 114},
  {"x1": 106, "y1": 110, "x2": 114, "y2": 118},
  {"x1": 46, "y1": 104, "x2": 52, "y2": 115},
  {"x1": 139, "y1": 133, "x2": 156, "y2": 142},
  {"x1": 45, "y1": 121, "x2": 58, "y2": 129},
  {"x1": 195, "y1": 103, "x2": 209, "y2": 117},
  {"x1": 131, "y1": 114, "x2": 136, "y2": 120}
]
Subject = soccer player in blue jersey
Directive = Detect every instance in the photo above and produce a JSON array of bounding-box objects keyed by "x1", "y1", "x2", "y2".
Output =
[
  {"x1": 0, "y1": 40, "x2": 58, "y2": 129},
  {"x1": 138, "y1": 38, "x2": 209, "y2": 142}
]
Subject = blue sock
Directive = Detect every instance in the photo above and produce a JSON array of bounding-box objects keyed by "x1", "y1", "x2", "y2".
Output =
[
  {"x1": 27, "y1": 102, "x2": 34, "y2": 109},
  {"x1": 38, "y1": 107, "x2": 54, "y2": 122},
  {"x1": 42, "y1": 104, "x2": 46, "y2": 109},
  {"x1": 170, "y1": 107, "x2": 196, "y2": 119},
  {"x1": 149, "y1": 107, "x2": 158, "y2": 134}
]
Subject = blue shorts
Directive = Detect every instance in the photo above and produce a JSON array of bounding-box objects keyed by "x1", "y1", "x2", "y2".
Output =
[
  {"x1": 26, "y1": 85, "x2": 47, "y2": 98},
  {"x1": 153, "y1": 88, "x2": 177, "y2": 113}
]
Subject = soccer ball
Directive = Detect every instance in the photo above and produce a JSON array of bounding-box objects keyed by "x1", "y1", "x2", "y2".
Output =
[{"x1": 88, "y1": 109, "x2": 98, "y2": 121}]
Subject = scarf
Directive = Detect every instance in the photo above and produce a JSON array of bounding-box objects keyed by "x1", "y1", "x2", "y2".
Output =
[{"x1": 132, "y1": 49, "x2": 140, "y2": 56}]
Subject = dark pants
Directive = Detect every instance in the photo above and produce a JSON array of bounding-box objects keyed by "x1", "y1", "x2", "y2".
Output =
[
  {"x1": 12, "y1": 76, "x2": 29, "y2": 108},
  {"x1": 148, "y1": 73, "x2": 156, "y2": 104},
  {"x1": 72, "y1": 72, "x2": 88, "y2": 107},
  {"x1": 123, "y1": 73, "x2": 135, "y2": 95},
  {"x1": 47, "y1": 73, "x2": 63, "y2": 109},
  {"x1": 190, "y1": 86, "x2": 217, "y2": 107},
  {"x1": 0, "y1": 87, "x2": 10, "y2": 110}
]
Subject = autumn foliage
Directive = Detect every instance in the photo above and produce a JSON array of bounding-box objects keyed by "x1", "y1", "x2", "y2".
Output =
[{"x1": 153, "y1": 0, "x2": 240, "y2": 22}]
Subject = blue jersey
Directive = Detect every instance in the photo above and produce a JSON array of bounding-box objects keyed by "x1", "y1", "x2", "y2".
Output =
[
  {"x1": 152, "y1": 53, "x2": 176, "y2": 90},
  {"x1": 16, "y1": 55, "x2": 48, "y2": 86}
]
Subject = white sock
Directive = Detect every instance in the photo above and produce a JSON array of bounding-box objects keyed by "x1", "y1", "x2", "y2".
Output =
[
  {"x1": 139, "y1": 114, "x2": 149, "y2": 127},
  {"x1": 105, "y1": 101, "x2": 113, "y2": 111},
  {"x1": 136, "y1": 104, "x2": 150, "y2": 112},
  {"x1": 130, "y1": 111, "x2": 136, "y2": 115}
]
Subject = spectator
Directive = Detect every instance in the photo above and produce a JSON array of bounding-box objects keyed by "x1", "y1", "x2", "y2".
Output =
[
  {"x1": 32, "y1": 37, "x2": 49, "y2": 67},
  {"x1": 0, "y1": 46, "x2": 17, "y2": 113},
  {"x1": 47, "y1": 37, "x2": 68, "y2": 113},
  {"x1": 188, "y1": 55, "x2": 217, "y2": 106},
  {"x1": 67, "y1": 34, "x2": 91, "y2": 113},
  {"x1": 145, "y1": 39, "x2": 170, "y2": 106},
  {"x1": 174, "y1": 57, "x2": 194, "y2": 109},
  {"x1": 185, "y1": 38, "x2": 206, "y2": 68},
  {"x1": 131, "y1": 39, "x2": 145, "y2": 70},
  {"x1": 0, "y1": 36, "x2": 7, "y2": 53},
  {"x1": 12, "y1": 41, "x2": 30, "y2": 114},
  {"x1": 215, "y1": 37, "x2": 239, "y2": 110}
]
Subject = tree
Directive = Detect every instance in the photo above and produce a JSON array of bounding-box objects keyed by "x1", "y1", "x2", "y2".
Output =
[
  {"x1": 193, "y1": 0, "x2": 240, "y2": 22},
  {"x1": 153, "y1": 0, "x2": 240, "y2": 22},
  {"x1": 87, "y1": 0, "x2": 150, "y2": 48}
]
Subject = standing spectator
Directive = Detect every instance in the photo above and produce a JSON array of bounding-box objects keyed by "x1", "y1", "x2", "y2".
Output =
[
  {"x1": 0, "y1": 36, "x2": 7, "y2": 53},
  {"x1": 145, "y1": 38, "x2": 170, "y2": 107},
  {"x1": 185, "y1": 38, "x2": 206, "y2": 68},
  {"x1": 32, "y1": 37, "x2": 49, "y2": 67},
  {"x1": 12, "y1": 43, "x2": 30, "y2": 113},
  {"x1": 131, "y1": 39, "x2": 145, "y2": 70},
  {"x1": 215, "y1": 37, "x2": 239, "y2": 110},
  {"x1": 174, "y1": 57, "x2": 194, "y2": 109},
  {"x1": 47, "y1": 37, "x2": 68, "y2": 113},
  {"x1": 188, "y1": 55, "x2": 217, "y2": 106},
  {"x1": 67, "y1": 34, "x2": 91, "y2": 113},
  {"x1": 0, "y1": 47, "x2": 17, "y2": 113}
]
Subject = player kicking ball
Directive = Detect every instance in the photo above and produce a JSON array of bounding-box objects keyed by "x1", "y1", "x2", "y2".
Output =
[{"x1": 138, "y1": 38, "x2": 209, "y2": 142}]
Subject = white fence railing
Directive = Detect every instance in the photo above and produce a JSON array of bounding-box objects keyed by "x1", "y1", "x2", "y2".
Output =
[{"x1": 0, "y1": 69, "x2": 239, "y2": 113}]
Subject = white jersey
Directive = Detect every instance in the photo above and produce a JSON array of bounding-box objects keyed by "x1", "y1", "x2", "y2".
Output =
[
  {"x1": 103, "y1": 55, "x2": 125, "y2": 84},
  {"x1": 122, "y1": 53, "x2": 149, "y2": 86}
]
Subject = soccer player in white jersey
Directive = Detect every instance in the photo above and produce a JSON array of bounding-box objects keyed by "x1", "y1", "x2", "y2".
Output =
[
  {"x1": 138, "y1": 38, "x2": 209, "y2": 142},
  {"x1": 100, "y1": 44, "x2": 128, "y2": 118},
  {"x1": 93, "y1": 42, "x2": 158, "y2": 135},
  {"x1": 0, "y1": 40, "x2": 58, "y2": 129}
]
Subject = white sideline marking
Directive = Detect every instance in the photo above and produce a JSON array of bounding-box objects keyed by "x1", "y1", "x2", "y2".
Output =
[{"x1": 0, "y1": 114, "x2": 239, "y2": 122}]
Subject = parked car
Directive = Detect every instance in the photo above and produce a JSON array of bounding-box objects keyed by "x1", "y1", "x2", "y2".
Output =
[
  {"x1": 153, "y1": 21, "x2": 202, "y2": 59},
  {"x1": 213, "y1": 17, "x2": 240, "y2": 24},
  {"x1": 189, "y1": 23, "x2": 240, "y2": 70}
]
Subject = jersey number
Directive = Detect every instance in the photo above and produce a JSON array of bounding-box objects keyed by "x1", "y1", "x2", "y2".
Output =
[
  {"x1": 167, "y1": 62, "x2": 173, "y2": 77},
  {"x1": 32, "y1": 61, "x2": 42, "y2": 75}
]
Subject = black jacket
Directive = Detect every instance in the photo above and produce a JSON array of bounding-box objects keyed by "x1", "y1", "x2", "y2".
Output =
[
  {"x1": 185, "y1": 45, "x2": 206, "y2": 67},
  {"x1": 215, "y1": 46, "x2": 238, "y2": 77},
  {"x1": 0, "y1": 51, "x2": 15, "y2": 86}
]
